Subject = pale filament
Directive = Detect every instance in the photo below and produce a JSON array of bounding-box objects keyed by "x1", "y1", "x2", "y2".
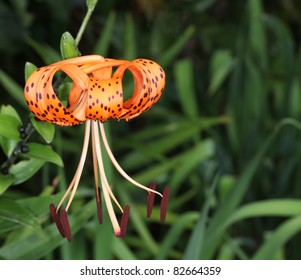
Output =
[
  {"x1": 92, "y1": 121, "x2": 121, "y2": 234},
  {"x1": 91, "y1": 121, "x2": 123, "y2": 212},
  {"x1": 99, "y1": 122, "x2": 163, "y2": 197},
  {"x1": 55, "y1": 117, "x2": 162, "y2": 234},
  {"x1": 56, "y1": 120, "x2": 91, "y2": 212}
]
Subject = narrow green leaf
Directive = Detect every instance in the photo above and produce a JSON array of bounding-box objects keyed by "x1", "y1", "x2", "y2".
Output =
[
  {"x1": 174, "y1": 59, "x2": 198, "y2": 118},
  {"x1": 124, "y1": 13, "x2": 136, "y2": 60},
  {"x1": 120, "y1": 117, "x2": 228, "y2": 173},
  {"x1": 217, "y1": 242, "x2": 235, "y2": 260},
  {"x1": 26, "y1": 143, "x2": 63, "y2": 167},
  {"x1": 0, "y1": 198, "x2": 43, "y2": 237},
  {"x1": 156, "y1": 212, "x2": 199, "y2": 259},
  {"x1": 253, "y1": 216, "x2": 301, "y2": 260},
  {"x1": 93, "y1": 213, "x2": 115, "y2": 259},
  {"x1": 0, "y1": 69, "x2": 27, "y2": 108},
  {"x1": 248, "y1": 0, "x2": 267, "y2": 68},
  {"x1": 0, "y1": 115, "x2": 21, "y2": 141},
  {"x1": 195, "y1": 0, "x2": 217, "y2": 11},
  {"x1": 228, "y1": 200, "x2": 301, "y2": 224},
  {"x1": 170, "y1": 139, "x2": 214, "y2": 192},
  {"x1": 265, "y1": 14, "x2": 294, "y2": 111},
  {"x1": 113, "y1": 239, "x2": 137, "y2": 260},
  {"x1": 0, "y1": 219, "x2": 19, "y2": 234},
  {"x1": 203, "y1": 198, "x2": 301, "y2": 260},
  {"x1": 86, "y1": 0, "x2": 98, "y2": 10},
  {"x1": 25, "y1": 37, "x2": 61, "y2": 65},
  {"x1": 133, "y1": 140, "x2": 214, "y2": 185},
  {"x1": 118, "y1": 187, "x2": 159, "y2": 256},
  {"x1": 31, "y1": 117, "x2": 55, "y2": 144},
  {"x1": 183, "y1": 176, "x2": 218, "y2": 259},
  {"x1": 61, "y1": 231, "x2": 87, "y2": 260},
  {"x1": 159, "y1": 25, "x2": 195, "y2": 67},
  {"x1": 94, "y1": 12, "x2": 116, "y2": 56},
  {"x1": 121, "y1": 122, "x2": 203, "y2": 170},
  {"x1": 218, "y1": 175, "x2": 236, "y2": 203},
  {"x1": 0, "y1": 174, "x2": 15, "y2": 195},
  {"x1": 9, "y1": 158, "x2": 45, "y2": 185},
  {"x1": 288, "y1": 79, "x2": 301, "y2": 118},
  {"x1": 201, "y1": 131, "x2": 277, "y2": 259},
  {"x1": 10, "y1": 0, "x2": 33, "y2": 28},
  {"x1": 208, "y1": 50, "x2": 234, "y2": 94}
]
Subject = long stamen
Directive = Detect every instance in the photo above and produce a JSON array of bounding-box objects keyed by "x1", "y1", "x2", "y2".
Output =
[
  {"x1": 92, "y1": 121, "x2": 122, "y2": 235},
  {"x1": 92, "y1": 121, "x2": 123, "y2": 212},
  {"x1": 99, "y1": 122, "x2": 162, "y2": 197},
  {"x1": 92, "y1": 129, "x2": 103, "y2": 224},
  {"x1": 95, "y1": 187, "x2": 103, "y2": 224},
  {"x1": 56, "y1": 121, "x2": 91, "y2": 211}
]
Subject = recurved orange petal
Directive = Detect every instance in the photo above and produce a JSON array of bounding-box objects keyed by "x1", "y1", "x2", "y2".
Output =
[{"x1": 24, "y1": 55, "x2": 165, "y2": 126}]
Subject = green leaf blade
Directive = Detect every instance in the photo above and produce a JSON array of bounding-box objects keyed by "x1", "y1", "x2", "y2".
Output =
[
  {"x1": 253, "y1": 216, "x2": 301, "y2": 260},
  {"x1": 0, "y1": 174, "x2": 15, "y2": 195},
  {"x1": 0, "y1": 70, "x2": 27, "y2": 108},
  {"x1": 9, "y1": 158, "x2": 45, "y2": 185},
  {"x1": 31, "y1": 117, "x2": 55, "y2": 144},
  {"x1": 0, "y1": 115, "x2": 21, "y2": 141},
  {"x1": 26, "y1": 143, "x2": 63, "y2": 167},
  {"x1": 0, "y1": 198, "x2": 43, "y2": 237}
]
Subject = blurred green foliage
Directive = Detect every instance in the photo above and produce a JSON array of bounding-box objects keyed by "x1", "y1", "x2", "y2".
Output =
[{"x1": 1, "y1": 0, "x2": 301, "y2": 260}]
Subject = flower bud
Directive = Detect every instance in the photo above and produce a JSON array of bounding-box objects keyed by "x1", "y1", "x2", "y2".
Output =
[{"x1": 60, "y1": 32, "x2": 79, "y2": 59}]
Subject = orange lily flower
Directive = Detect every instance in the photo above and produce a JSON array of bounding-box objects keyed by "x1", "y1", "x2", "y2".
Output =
[{"x1": 24, "y1": 55, "x2": 169, "y2": 241}]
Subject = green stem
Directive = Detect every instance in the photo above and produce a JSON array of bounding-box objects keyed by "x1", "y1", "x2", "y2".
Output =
[{"x1": 75, "y1": 5, "x2": 96, "y2": 46}]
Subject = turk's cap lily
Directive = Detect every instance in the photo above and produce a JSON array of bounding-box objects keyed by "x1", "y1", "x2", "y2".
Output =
[
  {"x1": 24, "y1": 55, "x2": 169, "y2": 241},
  {"x1": 24, "y1": 55, "x2": 165, "y2": 126}
]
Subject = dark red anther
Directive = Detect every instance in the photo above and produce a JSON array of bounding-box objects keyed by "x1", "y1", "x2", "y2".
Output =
[
  {"x1": 60, "y1": 208, "x2": 72, "y2": 242},
  {"x1": 160, "y1": 186, "x2": 170, "y2": 222},
  {"x1": 49, "y1": 203, "x2": 65, "y2": 238},
  {"x1": 147, "y1": 182, "x2": 156, "y2": 218},
  {"x1": 95, "y1": 187, "x2": 103, "y2": 224},
  {"x1": 118, "y1": 205, "x2": 130, "y2": 238}
]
